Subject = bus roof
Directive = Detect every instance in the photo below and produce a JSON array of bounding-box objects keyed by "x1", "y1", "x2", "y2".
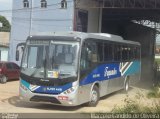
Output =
[{"x1": 30, "y1": 32, "x2": 140, "y2": 46}]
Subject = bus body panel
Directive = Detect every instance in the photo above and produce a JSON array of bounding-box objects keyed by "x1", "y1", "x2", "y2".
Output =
[
  {"x1": 77, "y1": 83, "x2": 93, "y2": 105},
  {"x1": 20, "y1": 61, "x2": 140, "y2": 106},
  {"x1": 79, "y1": 61, "x2": 140, "y2": 86}
]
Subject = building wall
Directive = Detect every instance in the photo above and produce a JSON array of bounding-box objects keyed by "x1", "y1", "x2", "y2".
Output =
[
  {"x1": 0, "y1": 32, "x2": 9, "y2": 44},
  {"x1": 0, "y1": 47, "x2": 8, "y2": 61},
  {"x1": 76, "y1": 0, "x2": 100, "y2": 33},
  {"x1": 0, "y1": 32, "x2": 9, "y2": 61},
  {"x1": 9, "y1": 0, "x2": 74, "y2": 65}
]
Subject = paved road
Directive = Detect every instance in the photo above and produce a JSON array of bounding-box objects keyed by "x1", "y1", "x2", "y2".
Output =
[{"x1": 0, "y1": 80, "x2": 154, "y2": 113}]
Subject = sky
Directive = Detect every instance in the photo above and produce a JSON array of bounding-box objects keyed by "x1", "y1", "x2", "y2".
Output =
[{"x1": 0, "y1": 0, "x2": 12, "y2": 23}]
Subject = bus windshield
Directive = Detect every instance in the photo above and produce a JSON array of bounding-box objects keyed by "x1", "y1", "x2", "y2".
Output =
[{"x1": 21, "y1": 40, "x2": 79, "y2": 79}]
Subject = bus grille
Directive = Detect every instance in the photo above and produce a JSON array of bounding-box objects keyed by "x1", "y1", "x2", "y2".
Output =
[
  {"x1": 33, "y1": 91, "x2": 60, "y2": 95},
  {"x1": 30, "y1": 96, "x2": 61, "y2": 104}
]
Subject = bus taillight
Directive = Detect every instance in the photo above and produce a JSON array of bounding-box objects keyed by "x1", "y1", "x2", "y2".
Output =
[{"x1": 58, "y1": 96, "x2": 68, "y2": 100}]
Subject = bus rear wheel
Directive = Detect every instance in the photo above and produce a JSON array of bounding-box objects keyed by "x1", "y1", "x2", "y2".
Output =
[
  {"x1": 124, "y1": 77, "x2": 130, "y2": 92},
  {"x1": 87, "y1": 85, "x2": 99, "y2": 107}
]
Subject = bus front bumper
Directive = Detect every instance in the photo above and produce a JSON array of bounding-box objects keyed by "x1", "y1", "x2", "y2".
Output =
[{"x1": 19, "y1": 83, "x2": 79, "y2": 106}]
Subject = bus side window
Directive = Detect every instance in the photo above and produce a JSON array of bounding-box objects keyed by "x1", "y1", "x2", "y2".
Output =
[
  {"x1": 122, "y1": 45, "x2": 129, "y2": 61},
  {"x1": 114, "y1": 44, "x2": 121, "y2": 62},
  {"x1": 129, "y1": 46, "x2": 135, "y2": 60},
  {"x1": 80, "y1": 43, "x2": 88, "y2": 70},
  {"x1": 104, "y1": 43, "x2": 113, "y2": 62},
  {"x1": 80, "y1": 41, "x2": 98, "y2": 70},
  {"x1": 97, "y1": 42, "x2": 103, "y2": 62},
  {"x1": 135, "y1": 47, "x2": 140, "y2": 60}
]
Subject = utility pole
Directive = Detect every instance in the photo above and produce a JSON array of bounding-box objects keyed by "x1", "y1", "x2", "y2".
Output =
[{"x1": 29, "y1": 0, "x2": 33, "y2": 35}]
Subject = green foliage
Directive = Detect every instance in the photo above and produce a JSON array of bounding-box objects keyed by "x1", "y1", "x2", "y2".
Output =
[
  {"x1": 154, "y1": 102, "x2": 160, "y2": 113},
  {"x1": 155, "y1": 58, "x2": 160, "y2": 65},
  {"x1": 111, "y1": 93, "x2": 160, "y2": 113},
  {"x1": 111, "y1": 97, "x2": 141, "y2": 113},
  {"x1": 0, "y1": 15, "x2": 11, "y2": 32},
  {"x1": 147, "y1": 85, "x2": 160, "y2": 98}
]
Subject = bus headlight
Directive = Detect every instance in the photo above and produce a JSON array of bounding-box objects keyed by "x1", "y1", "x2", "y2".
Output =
[
  {"x1": 20, "y1": 83, "x2": 28, "y2": 91},
  {"x1": 62, "y1": 86, "x2": 77, "y2": 95}
]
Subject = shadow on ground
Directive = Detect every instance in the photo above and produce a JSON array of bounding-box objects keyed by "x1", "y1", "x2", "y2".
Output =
[
  {"x1": 2, "y1": 96, "x2": 84, "y2": 112},
  {"x1": 0, "y1": 79, "x2": 19, "y2": 85},
  {"x1": 2, "y1": 88, "x2": 133, "y2": 112}
]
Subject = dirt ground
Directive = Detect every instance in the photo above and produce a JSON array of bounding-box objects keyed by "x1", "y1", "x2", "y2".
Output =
[{"x1": 0, "y1": 79, "x2": 158, "y2": 115}]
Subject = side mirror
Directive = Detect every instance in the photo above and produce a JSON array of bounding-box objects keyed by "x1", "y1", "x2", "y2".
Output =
[
  {"x1": 16, "y1": 50, "x2": 19, "y2": 61},
  {"x1": 15, "y1": 42, "x2": 26, "y2": 61}
]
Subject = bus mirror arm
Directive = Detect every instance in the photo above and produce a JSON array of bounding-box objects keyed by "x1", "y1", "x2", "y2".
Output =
[{"x1": 16, "y1": 50, "x2": 19, "y2": 61}]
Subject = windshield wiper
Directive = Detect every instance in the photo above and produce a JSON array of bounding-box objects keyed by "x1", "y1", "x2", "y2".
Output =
[{"x1": 30, "y1": 69, "x2": 39, "y2": 77}]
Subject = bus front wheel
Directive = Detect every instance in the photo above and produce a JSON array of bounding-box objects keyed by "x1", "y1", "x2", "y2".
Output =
[{"x1": 87, "y1": 85, "x2": 99, "y2": 107}]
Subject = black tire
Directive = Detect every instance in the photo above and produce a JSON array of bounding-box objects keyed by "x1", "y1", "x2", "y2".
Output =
[
  {"x1": 87, "y1": 85, "x2": 99, "y2": 107},
  {"x1": 124, "y1": 78, "x2": 129, "y2": 92},
  {"x1": 0, "y1": 75, "x2": 8, "y2": 84}
]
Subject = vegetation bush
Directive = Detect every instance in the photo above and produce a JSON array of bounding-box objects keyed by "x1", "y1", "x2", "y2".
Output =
[
  {"x1": 147, "y1": 85, "x2": 160, "y2": 98},
  {"x1": 155, "y1": 59, "x2": 160, "y2": 65},
  {"x1": 111, "y1": 92, "x2": 160, "y2": 113},
  {"x1": 0, "y1": 16, "x2": 11, "y2": 32}
]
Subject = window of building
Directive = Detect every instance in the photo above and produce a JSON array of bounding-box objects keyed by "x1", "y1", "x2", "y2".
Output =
[
  {"x1": 76, "y1": 10, "x2": 88, "y2": 32},
  {"x1": 41, "y1": 0, "x2": 47, "y2": 8},
  {"x1": 23, "y1": 0, "x2": 29, "y2": 8},
  {"x1": 61, "y1": 0, "x2": 67, "y2": 9}
]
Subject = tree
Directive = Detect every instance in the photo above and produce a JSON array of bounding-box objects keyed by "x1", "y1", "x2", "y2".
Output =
[{"x1": 0, "y1": 16, "x2": 11, "y2": 32}]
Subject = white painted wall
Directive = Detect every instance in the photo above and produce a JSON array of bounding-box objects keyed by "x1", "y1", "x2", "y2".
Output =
[
  {"x1": 0, "y1": 47, "x2": 8, "y2": 61},
  {"x1": 10, "y1": 0, "x2": 74, "y2": 65},
  {"x1": 10, "y1": 0, "x2": 101, "y2": 65},
  {"x1": 1, "y1": 50, "x2": 8, "y2": 61}
]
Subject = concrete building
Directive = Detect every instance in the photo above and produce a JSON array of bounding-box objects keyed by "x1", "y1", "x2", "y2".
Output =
[
  {"x1": 0, "y1": 32, "x2": 9, "y2": 61},
  {"x1": 10, "y1": 0, "x2": 100, "y2": 65}
]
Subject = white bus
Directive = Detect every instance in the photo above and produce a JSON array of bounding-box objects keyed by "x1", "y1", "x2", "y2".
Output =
[{"x1": 20, "y1": 32, "x2": 141, "y2": 106}]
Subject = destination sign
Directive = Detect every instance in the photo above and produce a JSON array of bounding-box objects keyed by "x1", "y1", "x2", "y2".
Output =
[{"x1": 29, "y1": 40, "x2": 50, "y2": 45}]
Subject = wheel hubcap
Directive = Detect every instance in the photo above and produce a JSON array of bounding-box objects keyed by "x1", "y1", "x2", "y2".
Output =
[
  {"x1": 126, "y1": 81, "x2": 128, "y2": 91},
  {"x1": 91, "y1": 90, "x2": 98, "y2": 102}
]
